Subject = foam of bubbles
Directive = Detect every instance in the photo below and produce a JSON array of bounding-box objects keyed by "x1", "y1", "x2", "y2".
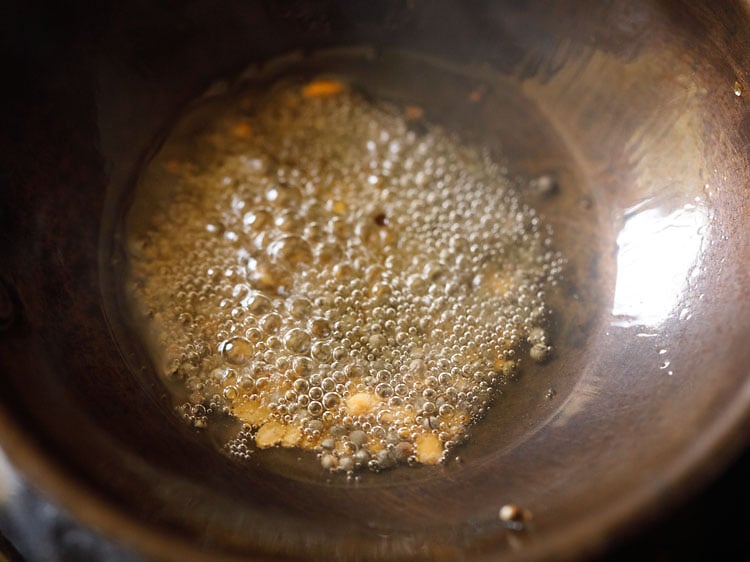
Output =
[{"x1": 125, "y1": 78, "x2": 563, "y2": 473}]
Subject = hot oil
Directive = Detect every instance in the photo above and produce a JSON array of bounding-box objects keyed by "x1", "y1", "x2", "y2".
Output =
[{"x1": 113, "y1": 48, "x2": 603, "y2": 481}]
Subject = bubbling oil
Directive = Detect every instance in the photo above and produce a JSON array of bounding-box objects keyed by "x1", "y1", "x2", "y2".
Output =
[{"x1": 124, "y1": 67, "x2": 564, "y2": 473}]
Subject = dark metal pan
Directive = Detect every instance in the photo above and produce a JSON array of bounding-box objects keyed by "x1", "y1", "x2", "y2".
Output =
[{"x1": 0, "y1": 1, "x2": 748, "y2": 560}]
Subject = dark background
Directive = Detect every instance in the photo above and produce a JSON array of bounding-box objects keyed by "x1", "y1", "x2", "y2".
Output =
[{"x1": 603, "y1": 448, "x2": 750, "y2": 562}]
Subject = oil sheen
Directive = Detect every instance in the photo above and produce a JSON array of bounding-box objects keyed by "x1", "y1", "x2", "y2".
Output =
[{"x1": 123, "y1": 54, "x2": 564, "y2": 473}]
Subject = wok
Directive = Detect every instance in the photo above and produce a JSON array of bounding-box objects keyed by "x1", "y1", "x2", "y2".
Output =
[{"x1": 0, "y1": 1, "x2": 748, "y2": 560}]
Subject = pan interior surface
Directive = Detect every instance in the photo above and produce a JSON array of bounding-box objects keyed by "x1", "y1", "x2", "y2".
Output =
[{"x1": 105, "y1": 47, "x2": 601, "y2": 484}]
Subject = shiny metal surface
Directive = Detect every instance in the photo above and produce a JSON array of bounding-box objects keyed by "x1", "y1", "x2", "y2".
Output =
[{"x1": 0, "y1": 1, "x2": 748, "y2": 561}]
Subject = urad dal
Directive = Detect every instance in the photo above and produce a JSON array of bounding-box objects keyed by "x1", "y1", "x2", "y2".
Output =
[{"x1": 125, "y1": 77, "x2": 563, "y2": 473}]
